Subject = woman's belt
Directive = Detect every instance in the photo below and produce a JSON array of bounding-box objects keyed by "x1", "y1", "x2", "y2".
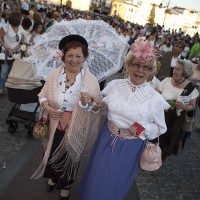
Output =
[{"x1": 107, "y1": 121, "x2": 138, "y2": 140}]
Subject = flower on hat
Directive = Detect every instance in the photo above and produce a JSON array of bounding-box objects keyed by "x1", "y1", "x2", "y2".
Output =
[
  {"x1": 130, "y1": 40, "x2": 158, "y2": 61},
  {"x1": 57, "y1": 50, "x2": 63, "y2": 59}
]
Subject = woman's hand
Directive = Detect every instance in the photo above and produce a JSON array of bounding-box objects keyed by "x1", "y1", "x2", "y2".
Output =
[
  {"x1": 80, "y1": 92, "x2": 93, "y2": 105},
  {"x1": 129, "y1": 126, "x2": 138, "y2": 137},
  {"x1": 45, "y1": 105, "x2": 62, "y2": 119},
  {"x1": 3, "y1": 45, "x2": 13, "y2": 56},
  {"x1": 94, "y1": 101, "x2": 107, "y2": 109},
  {"x1": 175, "y1": 101, "x2": 185, "y2": 110},
  {"x1": 7, "y1": 48, "x2": 13, "y2": 56}
]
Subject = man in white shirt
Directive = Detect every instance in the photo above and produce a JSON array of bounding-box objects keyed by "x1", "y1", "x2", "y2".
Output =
[
  {"x1": 147, "y1": 62, "x2": 160, "y2": 89},
  {"x1": 21, "y1": 0, "x2": 29, "y2": 11},
  {"x1": 170, "y1": 41, "x2": 185, "y2": 77},
  {"x1": 37, "y1": 0, "x2": 44, "y2": 11}
]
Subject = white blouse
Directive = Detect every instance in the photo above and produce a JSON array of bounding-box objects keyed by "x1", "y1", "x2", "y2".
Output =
[
  {"x1": 158, "y1": 77, "x2": 199, "y2": 101},
  {"x1": 39, "y1": 66, "x2": 85, "y2": 112},
  {"x1": 148, "y1": 75, "x2": 160, "y2": 89},
  {"x1": 102, "y1": 79, "x2": 170, "y2": 140},
  {"x1": 3, "y1": 24, "x2": 25, "y2": 50},
  {"x1": 159, "y1": 44, "x2": 172, "y2": 52}
]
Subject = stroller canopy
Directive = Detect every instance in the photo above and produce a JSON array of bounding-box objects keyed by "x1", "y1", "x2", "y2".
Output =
[{"x1": 6, "y1": 60, "x2": 43, "y2": 90}]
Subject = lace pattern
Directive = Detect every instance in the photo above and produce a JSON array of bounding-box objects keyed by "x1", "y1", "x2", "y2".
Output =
[{"x1": 27, "y1": 19, "x2": 129, "y2": 81}]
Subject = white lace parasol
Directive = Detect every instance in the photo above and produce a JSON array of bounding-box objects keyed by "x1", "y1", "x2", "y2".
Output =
[{"x1": 27, "y1": 19, "x2": 129, "y2": 81}]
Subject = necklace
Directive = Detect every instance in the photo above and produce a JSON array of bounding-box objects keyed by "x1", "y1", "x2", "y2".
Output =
[
  {"x1": 127, "y1": 80, "x2": 145, "y2": 92},
  {"x1": 173, "y1": 78, "x2": 185, "y2": 86},
  {"x1": 65, "y1": 79, "x2": 75, "y2": 89}
]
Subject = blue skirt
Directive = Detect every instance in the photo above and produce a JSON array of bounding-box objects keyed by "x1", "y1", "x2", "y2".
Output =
[{"x1": 79, "y1": 121, "x2": 146, "y2": 200}]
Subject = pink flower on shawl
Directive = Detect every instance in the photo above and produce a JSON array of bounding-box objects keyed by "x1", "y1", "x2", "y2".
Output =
[
  {"x1": 57, "y1": 50, "x2": 63, "y2": 59},
  {"x1": 130, "y1": 40, "x2": 158, "y2": 61}
]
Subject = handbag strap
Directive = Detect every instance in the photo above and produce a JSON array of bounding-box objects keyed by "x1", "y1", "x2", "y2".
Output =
[
  {"x1": 157, "y1": 126, "x2": 161, "y2": 145},
  {"x1": 148, "y1": 126, "x2": 160, "y2": 145},
  {"x1": 39, "y1": 105, "x2": 48, "y2": 122},
  {"x1": 181, "y1": 82, "x2": 195, "y2": 118},
  {"x1": 181, "y1": 82, "x2": 195, "y2": 96}
]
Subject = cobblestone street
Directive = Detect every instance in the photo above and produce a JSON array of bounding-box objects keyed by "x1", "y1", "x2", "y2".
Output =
[{"x1": 0, "y1": 93, "x2": 27, "y2": 175}]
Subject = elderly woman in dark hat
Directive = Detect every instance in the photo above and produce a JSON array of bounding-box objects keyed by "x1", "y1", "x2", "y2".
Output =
[{"x1": 32, "y1": 34, "x2": 102, "y2": 200}]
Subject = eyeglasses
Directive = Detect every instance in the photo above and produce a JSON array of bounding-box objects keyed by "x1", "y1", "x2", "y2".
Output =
[
  {"x1": 16, "y1": 34, "x2": 19, "y2": 42},
  {"x1": 130, "y1": 62, "x2": 153, "y2": 71}
]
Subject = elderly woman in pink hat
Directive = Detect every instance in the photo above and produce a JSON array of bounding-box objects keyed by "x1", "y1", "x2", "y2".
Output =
[{"x1": 79, "y1": 40, "x2": 169, "y2": 200}]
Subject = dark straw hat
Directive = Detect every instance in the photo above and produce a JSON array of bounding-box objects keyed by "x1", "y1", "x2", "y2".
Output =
[{"x1": 59, "y1": 34, "x2": 88, "y2": 50}]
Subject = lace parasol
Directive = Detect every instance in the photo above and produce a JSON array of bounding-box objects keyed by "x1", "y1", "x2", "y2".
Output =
[{"x1": 27, "y1": 19, "x2": 129, "y2": 81}]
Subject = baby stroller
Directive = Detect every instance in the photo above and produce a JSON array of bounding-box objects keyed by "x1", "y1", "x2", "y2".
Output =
[{"x1": 5, "y1": 60, "x2": 43, "y2": 137}]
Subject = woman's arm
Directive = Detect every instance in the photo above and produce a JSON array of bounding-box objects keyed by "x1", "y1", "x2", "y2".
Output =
[
  {"x1": 0, "y1": 27, "x2": 12, "y2": 55},
  {"x1": 29, "y1": 31, "x2": 36, "y2": 44},
  {"x1": 80, "y1": 93, "x2": 106, "y2": 112},
  {"x1": 175, "y1": 98, "x2": 196, "y2": 111},
  {"x1": 0, "y1": 27, "x2": 6, "y2": 48},
  {"x1": 155, "y1": 86, "x2": 161, "y2": 93},
  {"x1": 184, "y1": 99, "x2": 196, "y2": 111}
]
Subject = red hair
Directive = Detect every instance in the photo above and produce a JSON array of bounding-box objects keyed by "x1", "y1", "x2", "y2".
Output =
[{"x1": 62, "y1": 41, "x2": 89, "y2": 61}]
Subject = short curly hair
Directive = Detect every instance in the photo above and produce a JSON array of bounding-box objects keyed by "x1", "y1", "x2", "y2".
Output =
[
  {"x1": 8, "y1": 12, "x2": 22, "y2": 26},
  {"x1": 176, "y1": 59, "x2": 194, "y2": 78}
]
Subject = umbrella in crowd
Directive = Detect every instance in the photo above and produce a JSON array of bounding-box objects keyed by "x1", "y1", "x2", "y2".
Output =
[{"x1": 27, "y1": 19, "x2": 129, "y2": 81}]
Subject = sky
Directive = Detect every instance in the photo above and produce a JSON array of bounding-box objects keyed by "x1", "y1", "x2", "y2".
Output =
[{"x1": 168, "y1": 0, "x2": 200, "y2": 11}]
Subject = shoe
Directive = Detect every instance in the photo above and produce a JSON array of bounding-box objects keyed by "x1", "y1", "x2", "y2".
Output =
[
  {"x1": 59, "y1": 195, "x2": 69, "y2": 200},
  {"x1": 59, "y1": 189, "x2": 69, "y2": 200},
  {"x1": 47, "y1": 183, "x2": 56, "y2": 191}
]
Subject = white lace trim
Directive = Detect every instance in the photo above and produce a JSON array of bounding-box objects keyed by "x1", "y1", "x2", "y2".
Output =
[
  {"x1": 104, "y1": 79, "x2": 157, "y2": 109},
  {"x1": 26, "y1": 19, "x2": 129, "y2": 81}
]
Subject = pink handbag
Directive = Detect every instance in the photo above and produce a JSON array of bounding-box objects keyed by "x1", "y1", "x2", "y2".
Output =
[{"x1": 140, "y1": 137, "x2": 162, "y2": 171}]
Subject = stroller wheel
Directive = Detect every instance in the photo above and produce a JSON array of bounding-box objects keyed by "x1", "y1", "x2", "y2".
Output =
[{"x1": 8, "y1": 121, "x2": 18, "y2": 134}]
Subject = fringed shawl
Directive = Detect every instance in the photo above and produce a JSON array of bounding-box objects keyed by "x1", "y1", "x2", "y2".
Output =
[{"x1": 31, "y1": 66, "x2": 102, "y2": 179}]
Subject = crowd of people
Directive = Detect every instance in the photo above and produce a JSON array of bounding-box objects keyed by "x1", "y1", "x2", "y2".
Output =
[{"x1": 0, "y1": 1, "x2": 200, "y2": 200}]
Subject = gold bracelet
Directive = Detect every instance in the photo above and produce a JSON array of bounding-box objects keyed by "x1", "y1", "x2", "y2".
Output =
[{"x1": 43, "y1": 103, "x2": 49, "y2": 112}]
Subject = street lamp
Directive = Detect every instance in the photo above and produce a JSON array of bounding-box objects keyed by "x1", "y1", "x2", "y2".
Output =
[{"x1": 118, "y1": 4, "x2": 122, "y2": 16}]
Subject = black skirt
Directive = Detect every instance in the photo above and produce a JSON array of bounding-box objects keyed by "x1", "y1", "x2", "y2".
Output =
[
  {"x1": 159, "y1": 109, "x2": 186, "y2": 161},
  {"x1": 43, "y1": 129, "x2": 80, "y2": 189}
]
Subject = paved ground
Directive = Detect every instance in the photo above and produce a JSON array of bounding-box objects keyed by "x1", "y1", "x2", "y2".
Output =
[{"x1": 0, "y1": 73, "x2": 200, "y2": 200}]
